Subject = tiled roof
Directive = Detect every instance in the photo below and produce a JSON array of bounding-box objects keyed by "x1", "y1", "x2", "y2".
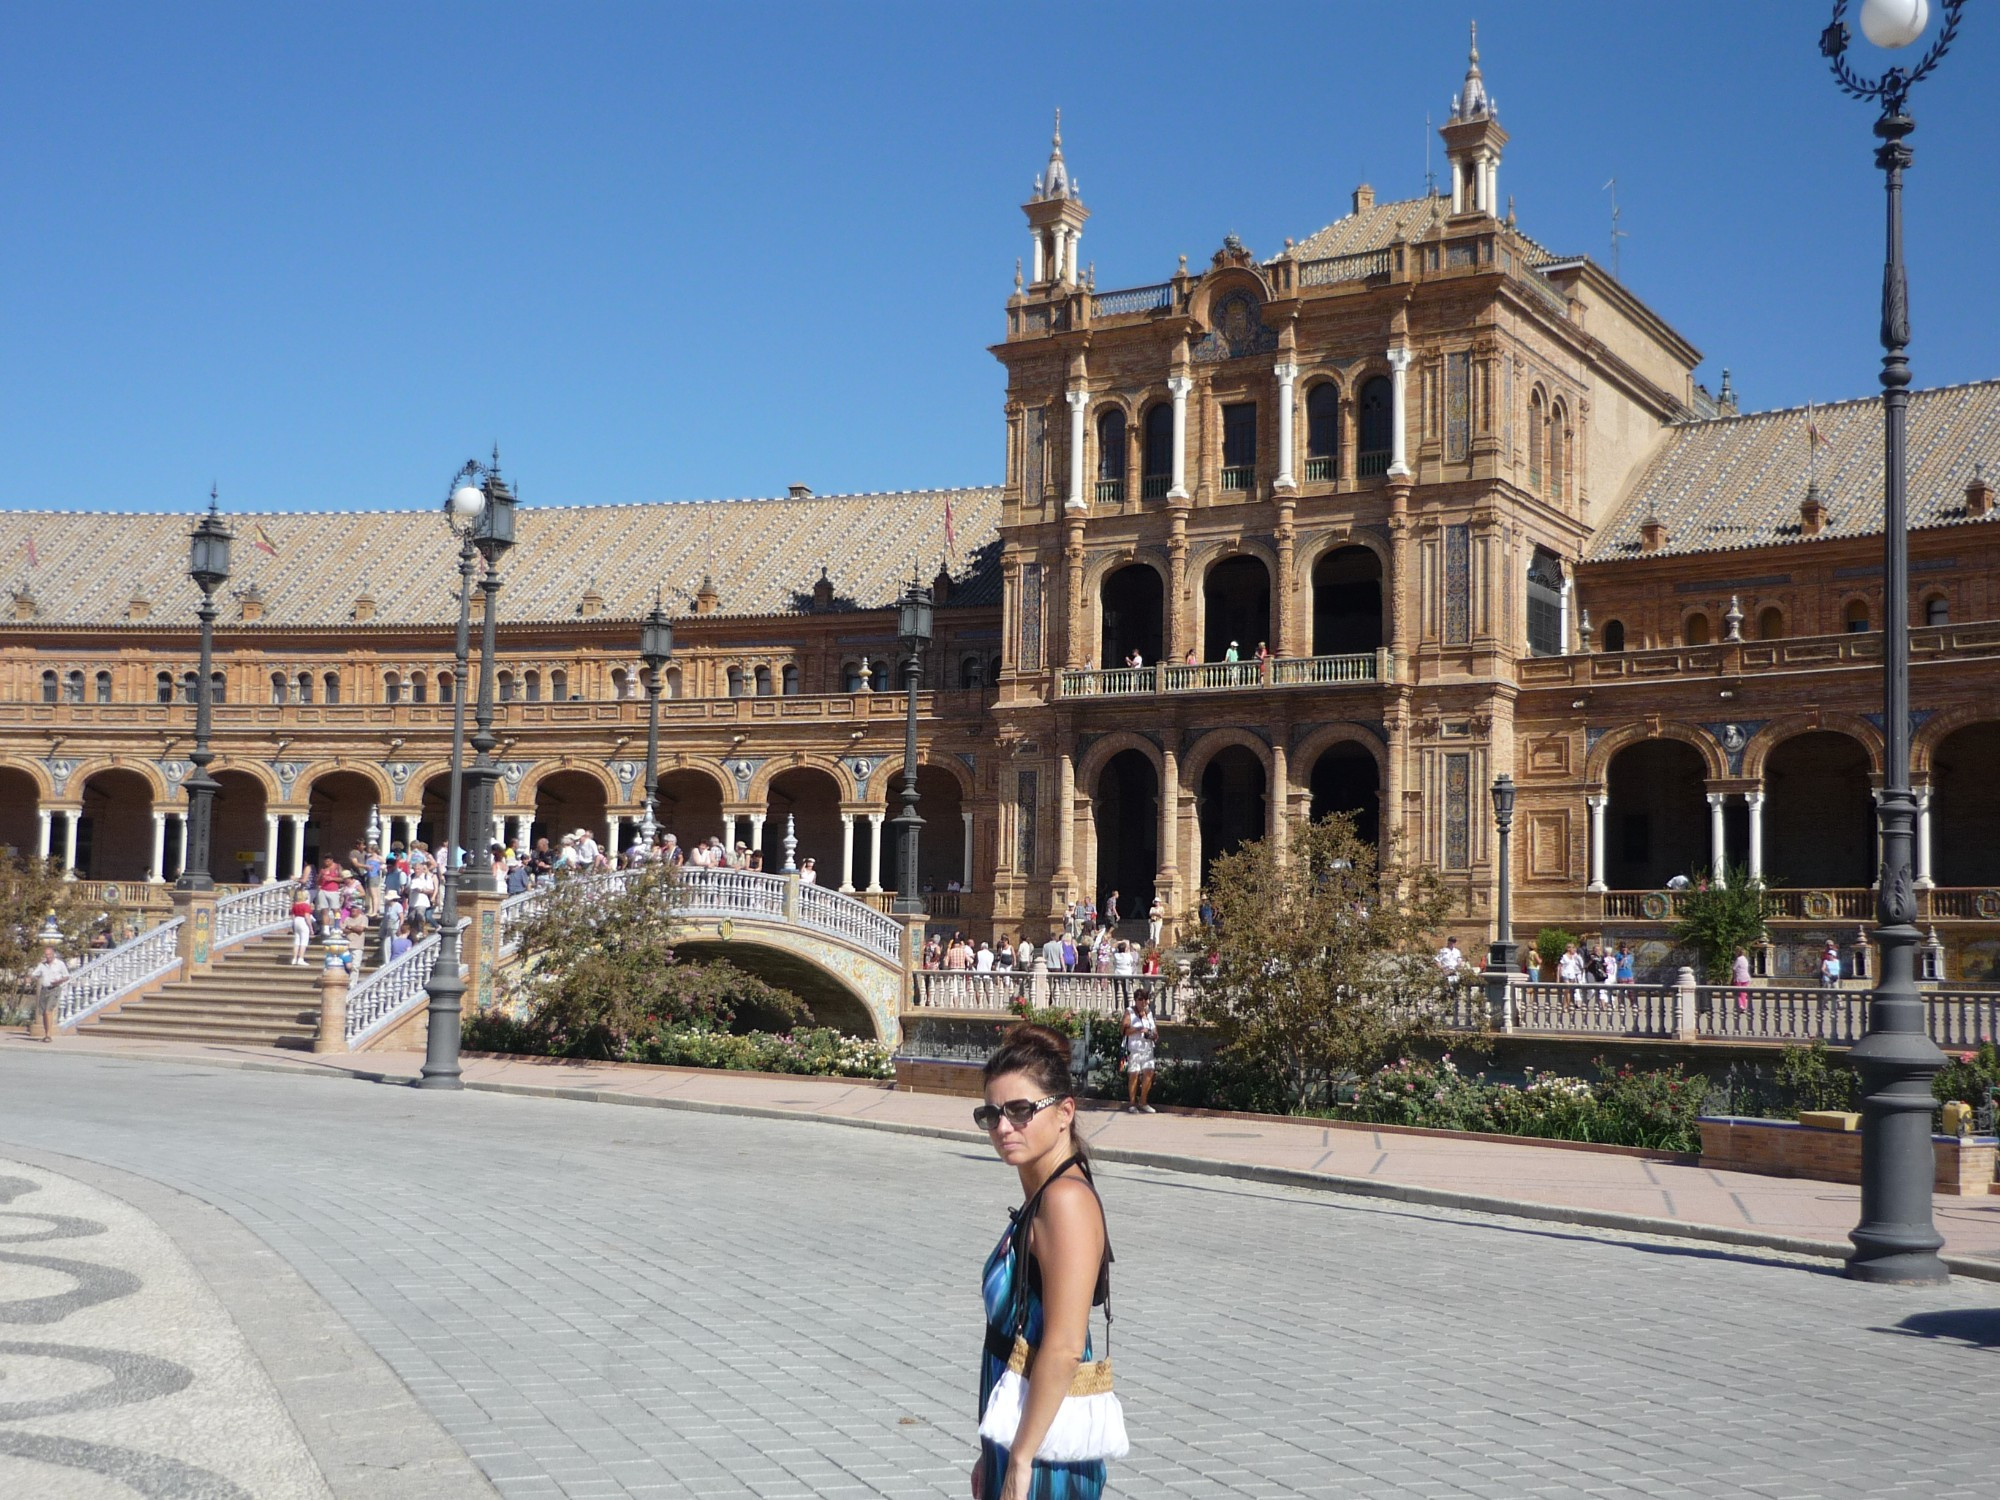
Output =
[
  {"x1": 1291, "y1": 195, "x2": 1448, "y2": 261},
  {"x1": 0, "y1": 486, "x2": 1003, "y2": 628},
  {"x1": 1588, "y1": 380, "x2": 2000, "y2": 561}
]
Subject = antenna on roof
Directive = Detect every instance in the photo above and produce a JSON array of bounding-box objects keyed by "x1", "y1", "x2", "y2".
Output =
[
  {"x1": 1602, "y1": 178, "x2": 1628, "y2": 280},
  {"x1": 1424, "y1": 113, "x2": 1435, "y2": 196}
]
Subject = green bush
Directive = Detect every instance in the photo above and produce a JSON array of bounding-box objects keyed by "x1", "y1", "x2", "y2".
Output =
[
  {"x1": 1670, "y1": 865, "x2": 1772, "y2": 981},
  {"x1": 629, "y1": 1024, "x2": 894, "y2": 1079},
  {"x1": 1774, "y1": 1039, "x2": 1858, "y2": 1114},
  {"x1": 1534, "y1": 928, "x2": 1579, "y2": 976},
  {"x1": 1934, "y1": 1043, "x2": 2000, "y2": 1110},
  {"x1": 1338, "y1": 1055, "x2": 1708, "y2": 1153}
]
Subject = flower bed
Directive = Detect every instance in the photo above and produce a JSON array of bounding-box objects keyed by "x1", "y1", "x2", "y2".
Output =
[{"x1": 1338, "y1": 1056, "x2": 1709, "y2": 1153}]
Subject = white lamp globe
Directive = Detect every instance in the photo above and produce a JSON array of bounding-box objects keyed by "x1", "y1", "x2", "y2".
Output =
[
  {"x1": 1860, "y1": 0, "x2": 1930, "y2": 49},
  {"x1": 448, "y1": 484, "x2": 486, "y2": 521}
]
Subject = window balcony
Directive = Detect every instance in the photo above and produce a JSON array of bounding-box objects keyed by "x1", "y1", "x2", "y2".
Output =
[
  {"x1": 1056, "y1": 650, "x2": 1389, "y2": 698},
  {"x1": 1356, "y1": 450, "x2": 1391, "y2": 478},
  {"x1": 1140, "y1": 474, "x2": 1169, "y2": 500},
  {"x1": 1095, "y1": 478, "x2": 1125, "y2": 505},
  {"x1": 1303, "y1": 456, "x2": 1335, "y2": 484},
  {"x1": 1220, "y1": 465, "x2": 1253, "y2": 493}
]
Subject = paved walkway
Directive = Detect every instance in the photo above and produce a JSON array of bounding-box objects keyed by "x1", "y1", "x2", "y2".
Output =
[
  {"x1": 3, "y1": 1045, "x2": 1999, "y2": 1499},
  {"x1": 12, "y1": 1029, "x2": 2000, "y2": 1265}
]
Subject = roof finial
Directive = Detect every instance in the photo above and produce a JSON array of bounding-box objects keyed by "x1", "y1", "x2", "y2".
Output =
[
  {"x1": 208, "y1": 481, "x2": 219, "y2": 515},
  {"x1": 1470, "y1": 19, "x2": 1480, "y2": 66},
  {"x1": 1052, "y1": 107, "x2": 1062, "y2": 151}
]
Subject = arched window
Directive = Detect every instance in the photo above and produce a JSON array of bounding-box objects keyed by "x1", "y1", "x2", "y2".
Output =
[
  {"x1": 870, "y1": 659, "x2": 891, "y2": 692},
  {"x1": 726, "y1": 665, "x2": 745, "y2": 697},
  {"x1": 961, "y1": 655, "x2": 985, "y2": 690},
  {"x1": 410, "y1": 671, "x2": 427, "y2": 704},
  {"x1": 1600, "y1": 619, "x2": 1626, "y2": 653},
  {"x1": 1141, "y1": 403, "x2": 1173, "y2": 499},
  {"x1": 1548, "y1": 401, "x2": 1568, "y2": 502},
  {"x1": 297, "y1": 672, "x2": 314, "y2": 705},
  {"x1": 1305, "y1": 383, "x2": 1340, "y2": 482},
  {"x1": 323, "y1": 672, "x2": 338, "y2": 704},
  {"x1": 41, "y1": 670, "x2": 58, "y2": 704},
  {"x1": 1925, "y1": 593, "x2": 1950, "y2": 626},
  {"x1": 754, "y1": 665, "x2": 773, "y2": 696},
  {"x1": 271, "y1": 672, "x2": 289, "y2": 705},
  {"x1": 1220, "y1": 401, "x2": 1257, "y2": 490},
  {"x1": 1758, "y1": 607, "x2": 1785, "y2": 641},
  {"x1": 1095, "y1": 408, "x2": 1127, "y2": 503},
  {"x1": 523, "y1": 669, "x2": 541, "y2": 702},
  {"x1": 497, "y1": 670, "x2": 516, "y2": 702},
  {"x1": 1528, "y1": 390, "x2": 1546, "y2": 494},
  {"x1": 63, "y1": 670, "x2": 84, "y2": 704},
  {"x1": 1526, "y1": 550, "x2": 1565, "y2": 657},
  {"x1": 844, "y1": 661, "x2": 864, "y2": 693},
  {"x1": 1844, "y1": 599, "x2": 1871, "y2": 633},
  {"x1": 781, "y1": 663, "x2": 799, "y2": 696},
  {"x1": 608, "y1": 667, "x2": 627, "y2": 700},
  {"x1": 384, "y1": 671, "x2": 402, "y2": 706},
  {"x1": 550, "y1": 668, "x2": 568, "y2": 700},
  {"x1": 156, "y1": 671, "x2": 174, "y2": 704},
  {"x1": 209, "y1": 671, "x2": 227, "y2": 705},
  {"x1": 436, "y1": 671, "x2": 454, "y2": 705},
  {"x1": 663, "y1": 666, "x2": 682, "y2": 699},
  {"x1": 181, "y1": 671, "x2": 200, "y2": 704},
  {"x1": 1684, "y1": 613, "x2": 1712, "y2": 647},
  {"x1": 1357, "y1": 377, "x2": 1393, "y2": 476},
  {"x1": 94, "y1": 670, "x2": 112, "y2": 704}
]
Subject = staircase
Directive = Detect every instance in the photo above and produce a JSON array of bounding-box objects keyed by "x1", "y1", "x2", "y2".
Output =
[{"x1": 81, "y1": 933, "x2": 329, "y2": 1049}]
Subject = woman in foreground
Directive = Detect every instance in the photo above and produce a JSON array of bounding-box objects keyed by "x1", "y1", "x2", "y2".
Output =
[{"x1": 972, "y1": 1025, "x2": 1126, "y2": 1499}]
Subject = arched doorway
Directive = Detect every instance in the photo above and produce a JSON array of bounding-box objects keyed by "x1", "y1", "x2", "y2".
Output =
[
  {"x1": 1099, "y1": 565, "x2": 1163, "y2": 667},
  {"x1": 766, "y1": 767, "x2": 842, "y2": 878},
  {"x1": 1093, "y1": 751, "x2": 1158, "y2": 915},
  {"x1": 212, "y1": 771, "x2": 269, "y2": 883},
  {"x1": 1764, "y1": 732, "x2": 1874, "y2": 888},
  {"x1": 655, "y1": 769, "x2": 724, "y2": 849},
  {"x1": 1932, "y1": 723, "x2": 2000, "y2": 887},
  {"x1": 1203, "y1": 556, "x2": 1270, "y2": 662},
  {"x1": 886, "y1": 766, "x2": 965, "y2": 894},
  {"x1": 1198, "y1": 745, "x2": 1267, "y2": 887},
  {"x1": 1605, "y1": 741, "x2": 1708, "y2": 889},
  {"x1": 1308, "y1": 743, "x2": 1380, "y2": 848},
  {"x1": 1312, "y1": 546, "x2": 1384, "y2": 656},
  {"x1": 534, "y1": 772, "x2": 609, "y2": 854},
  {"x1": 306, "y1": 772, "x2": 378, "y2": 872},
  {"x1": 79, "y1": 770, "x2": 154, "y2": 881},
  {"x1": 0, "y1": 767, "x2": 39, "y2": 863}
]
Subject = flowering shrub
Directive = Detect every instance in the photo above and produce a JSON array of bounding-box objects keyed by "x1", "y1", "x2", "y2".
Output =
[
  {"x1": 1341, "y1": 1055, "x2": 1708, "y2": 1152},
  {"x1": 629, "y1": 1024, "x2": 895, "y2": 1079}
]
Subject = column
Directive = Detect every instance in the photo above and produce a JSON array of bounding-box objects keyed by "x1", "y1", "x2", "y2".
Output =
[
  {"x1": 961, "y1": 810, "x2": 974, "y2": 890},
  {"x1": 1167, "y1": 374, "x2": 1193, "y2": 499},
  {"x1": 36, "y1": 808, "x2": 52, "y2": 862},
  {"x1": 839, "y1": 813, "x2": 856, "y2": 892},
  {"x1": 1273, "y1": 361, "x2": 1298, "y2": 490},
  {"x1": 1029, "y1": 228, "x2": 1045, "y2": 284},
  {"x1": 608, "y1": 814, "x2": 623, "y2": 858},
  {"x1": 1157, "y1": 747, "x2": 1180, "y2": 901},
  {"x1": 171, "y1": 812, "x2": 187, "y2": 879},
  {"x1": 749, "y1": 813, "x2": 766, "y2": 853},
  {"x1": 1746, "y1": 792, "x2": 1766, "y2": 884},
  {"x1": 61, "y1": 809, "x2": 80, "y2": 876},
  {"x1": 1586, "y1": 795, "x2": 1607, "y2": 893},
  {"x1": 264, "y1": 813, "x2": 280, "y2": 882},
  {"x1": 151, "y1": 811, "x2": 169, "y2": 883},
  {"x1": 1055, "y1": 752, "x2": 1077, "y2": 900},
  {"x1": 1706, "y1": 793, "x2": 1727, "y2": 884},
  {"x1": 1052, "y1": 226, "x2": 1068, "y2": 284},
  {"x1": 1065, "y1": 389, "x2": 1089, "y2": 513},
  {"x1": 1915, "y1": 788, "x2": 1934, "y2": 889},
  {"x1": 866, "y1": 813, "x2": 884, "y2": 893},
  {"x1": 290, "y1": 814, "x2": 308, "y2": 875},
  {"x1": 1268, "y1": 743, "x2": 1290, "y2": 863},
  {"x1": 1386, "y1": 347, "x2": 1413, "y2": 478}
]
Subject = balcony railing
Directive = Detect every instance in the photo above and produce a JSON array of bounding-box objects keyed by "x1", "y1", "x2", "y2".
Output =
[
  {"x1": 1303, "y1": 456, "x2": 1335, "y2": 483},
  {"x1": 1090, "y1": 282, "x2": 1174, "y2": 318},
  {"x1": 1140, "y1": 474, "x2": 1170, "y2": 500},
  {"x1": 1057, "y1": 651, "x2": 1386, "y2": 698},
  {"x1": 1356, "y1": 450, "x2": 1391, "y2": 478},
  {"x1": 1602, "y1": 887, "x2": 2000, "y2": 924},
  {"x1": 1095, "y1": 478, "x2": 1125, "y2": 505},
  {"x1": 1298, "y1": 248, "x2": 1391, "y2": 287},
  {"x1": 1220, "y1": 465, "x2": 1253, "y2": 492}
]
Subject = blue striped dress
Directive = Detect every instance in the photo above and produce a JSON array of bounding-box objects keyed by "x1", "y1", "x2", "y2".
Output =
[{"x1": 978, "y1": 1216, "x2": 1108, "y2": 1498}]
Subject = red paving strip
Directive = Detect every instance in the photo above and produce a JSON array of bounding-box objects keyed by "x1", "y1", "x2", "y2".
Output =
[{"x1": 17, "y1": 1029, "x2": 2000, "y2": 1266}]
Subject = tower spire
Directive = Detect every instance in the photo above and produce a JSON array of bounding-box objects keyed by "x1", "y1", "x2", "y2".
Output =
[
  {"x1": 1021, "y1": 109, "x2": 1087, "y2": 287},
  {"x1": 1440, "y1": 20, "x2": 1507, "y2": 216}
]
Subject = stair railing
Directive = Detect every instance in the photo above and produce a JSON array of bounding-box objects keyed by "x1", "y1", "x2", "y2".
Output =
[
  {"x1": 57, "y1": 919, "x2": 186, "y2": 1030},
  {"x1": 345, "y1": 918, "x2": 468, "y2": 1050},
  {"x1": 214, "y1": 880, "x2": 303, "y2": 954}
]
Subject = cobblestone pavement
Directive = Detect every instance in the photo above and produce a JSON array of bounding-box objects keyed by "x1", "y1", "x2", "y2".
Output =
[{"x1": 2, "y1": 1051, "x2": 1998, "y2": 1499}]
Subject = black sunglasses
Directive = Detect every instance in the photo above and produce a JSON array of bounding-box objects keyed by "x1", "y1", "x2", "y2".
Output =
[{"x1": 973, "y1": 1094, "x2": 1066, "y2": 1131}]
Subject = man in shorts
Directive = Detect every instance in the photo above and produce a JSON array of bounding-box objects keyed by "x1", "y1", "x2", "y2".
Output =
[{"x1": 27, "y1": 945, "x2": 69, "y2": 1043}]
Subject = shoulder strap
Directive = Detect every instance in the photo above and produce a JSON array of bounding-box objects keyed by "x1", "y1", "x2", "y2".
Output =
[{"x1": 1007, "y1": 1156, "x2": 1115, "y2": 1350}]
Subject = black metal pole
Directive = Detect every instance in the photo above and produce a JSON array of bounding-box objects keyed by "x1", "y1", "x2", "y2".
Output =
[
  {"x1": 174, "y1": 587, "x2": 220, "y2": 892},
  {"x1": 892, "y1": 649, "x2": 925, "y2": 915},
  {"x1": 459, "y1": 557, "x2": 504, "y2": 897},
  {"x1": 418, "y1": 533, "x2": 478, "y2": 1090},
  {"x1": 1848, "y1": 104, "x2": 1947, "y2": 1283},
  {"x1": 641, "y1": 673, "x2": 662, "y2": 841}
]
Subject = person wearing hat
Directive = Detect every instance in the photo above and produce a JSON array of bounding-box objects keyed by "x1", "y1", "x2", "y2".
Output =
[{"x1": 1819, "y1": 941, "x2": 1842, "y2": 989}]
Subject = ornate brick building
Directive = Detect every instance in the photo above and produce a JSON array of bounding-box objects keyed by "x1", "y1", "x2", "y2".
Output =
[{"x1": 5, "y1": 37, "x2": 1999, "y2": 979}]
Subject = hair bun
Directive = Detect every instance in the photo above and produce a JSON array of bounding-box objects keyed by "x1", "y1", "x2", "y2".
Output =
[{"x1": 1003, "y1": 1022, "x2": 1070, "y2": 1059}]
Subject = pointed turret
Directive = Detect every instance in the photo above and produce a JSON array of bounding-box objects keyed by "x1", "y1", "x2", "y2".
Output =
[
  {"x1": 1022, "y1": 109, "x2": 1089, "y2": 287},
  {"x1": 1440, "y1": 22, "x2": 1509, "y2": 218}
]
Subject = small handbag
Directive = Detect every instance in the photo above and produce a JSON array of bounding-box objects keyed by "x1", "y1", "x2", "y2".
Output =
[{"x1": 977, "y1": 1158, "x2": 1129, "y2": 1464}]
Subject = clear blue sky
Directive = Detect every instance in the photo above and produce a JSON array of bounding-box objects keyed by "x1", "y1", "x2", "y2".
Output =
[{"x1": 2, "y1": 1, "x2": 1994, "y2": 514}]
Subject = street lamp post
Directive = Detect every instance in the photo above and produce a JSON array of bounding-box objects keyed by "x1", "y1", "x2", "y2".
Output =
[
  {"x1": 417, "y1": 472, "x2": 495, "y2": 1091},
  {"x1": 892, "y1": 578, "x2": 933, "y2": 916},
  {"x1": 638, "y1": 592, "x2": 675, "y2": 847},
  {"x1": 460, "y1": 455, "x2": 516, "y2": 898},
  {"x1": 1486, "y1": 775, "x2": 1519, "y2": 1027},
  {"x1": 176, "y1": 490, "x2": 232, "y2": 893},
  {"x1": 1822, "y1": 0, "x2": 1963, "y2": 1284}
]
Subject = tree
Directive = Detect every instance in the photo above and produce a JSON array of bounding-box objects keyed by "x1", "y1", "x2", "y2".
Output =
[
  {"x1": 1670, "y1": 864, "x2": 1771, "y2": 981},
  {"x1": 499, "y1": 865, "x2": 808, "y2": 1058},
  {"x1": 0, "y1": 857, "x2": 107, "y2": 1024},
  {"x1": 1186, "y1": 813, "x2": 1462, "y2": 1114}
]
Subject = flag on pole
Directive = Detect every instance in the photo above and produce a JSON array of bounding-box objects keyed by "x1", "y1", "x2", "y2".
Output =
[
  {"x1": 252, "y1": 523, "x2": 280, "y2": 558},
  {"x1": 1806, "y1": 401, "x2": 1829, "y2": 450},
  {"x1": 21, "y1": 536, "x2": 36, "y2": 569},
  {"x1": 942, "y1": 494, "x2": 957, "y2": 560}
]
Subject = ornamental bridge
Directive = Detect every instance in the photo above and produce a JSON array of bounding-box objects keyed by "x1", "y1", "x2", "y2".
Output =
[{"x1": 58, "y1": 868, "x2": 915, "y2": 1051}]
